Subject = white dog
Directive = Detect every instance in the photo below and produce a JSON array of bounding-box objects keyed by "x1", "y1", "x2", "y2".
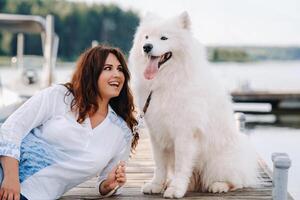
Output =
[{"x1": 129, "y1": 12, "x2": 258, "y2": 198}]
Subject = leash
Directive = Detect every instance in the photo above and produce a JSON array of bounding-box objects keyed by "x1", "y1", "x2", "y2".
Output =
[
  {"x1": 133, "y1": 91, "x2": 153, "y2": 136},
  {"x1": 143, "y1": 91, "x2": 153, "y2": 113}
]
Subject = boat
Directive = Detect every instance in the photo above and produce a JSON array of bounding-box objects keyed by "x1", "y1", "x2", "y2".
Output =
[{"x1": 0, "y1": 13, "x2": 59, "y2": 119}]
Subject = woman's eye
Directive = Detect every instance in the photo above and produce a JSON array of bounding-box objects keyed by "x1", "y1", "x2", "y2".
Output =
[
  {"x1": 118, "y1": 67, "x2": 124, "y2": 72},
  {"x1": 104, "y1": 66, "x2": 111, "y2": 70},
  {"x1": 161, "y1": 36, "x2": 168, "y2": 40}
]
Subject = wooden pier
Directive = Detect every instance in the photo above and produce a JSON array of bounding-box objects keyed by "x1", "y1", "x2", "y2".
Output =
[
  {"x1": 231, "y1": 91, "x2": 300, "y2": 115},
  {"x1": 61, "y1": 132, "x2": 294, "y2": 200},
  {"x1": 232, "y1": 91, "x2": 300, "y2": 103}
]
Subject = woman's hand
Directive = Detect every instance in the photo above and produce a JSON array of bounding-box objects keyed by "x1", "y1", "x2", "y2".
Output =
[
  {"x1": 0, "y1": 156, "x2": 20, "y2": 200},
  {"x1": 0, "y1": 175, "x2": 21, "y2": 200},
  {"x1": 99, "y1": 161, "x2": 127, "y2": 195}
]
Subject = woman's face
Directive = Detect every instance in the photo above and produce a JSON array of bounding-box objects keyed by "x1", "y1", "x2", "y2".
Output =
[{"x1": 98, "y1": 53, "x2": 125, "y2": 101}]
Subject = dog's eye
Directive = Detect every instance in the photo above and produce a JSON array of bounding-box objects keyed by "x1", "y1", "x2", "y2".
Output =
[
  {"x1": 161, "y1": 36, "x2": 168, "y2": 40},
  {"x1": 145, "y1": 35, "x2": 149, "y2": 39}
]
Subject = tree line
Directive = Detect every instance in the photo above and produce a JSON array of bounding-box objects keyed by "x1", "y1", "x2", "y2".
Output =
[
  {"x1": 207, "y1": 46, "x2": 300, "y2": 62},
  {"x1": 0, "y1": 0, "x2": 140, "y2": 61}
]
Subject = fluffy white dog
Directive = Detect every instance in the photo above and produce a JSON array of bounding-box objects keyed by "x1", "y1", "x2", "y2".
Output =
[{"x1": 129, "y1": 12, "x2": 258, "y2": 198}]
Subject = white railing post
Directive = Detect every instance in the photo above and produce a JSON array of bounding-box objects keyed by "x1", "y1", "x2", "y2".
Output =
[
  {"x1": 272, "y1": 152, "x2": 291, "y2": 200},
  {"x1": 91, "y1": 40, "x2": 99, "y2": 47},
  {"x1": 235, "y1": 112, "x2": 246, "y2": 132}
]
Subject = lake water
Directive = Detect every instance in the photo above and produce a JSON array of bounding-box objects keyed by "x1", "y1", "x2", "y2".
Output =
[
  {"x1": 248, "y1": 126, "x2": 300, "y2": 199},
  {"x1": 1, "y1": 61, "x2": 300, "y2": 199},
  {"x1": 213, "y1": 61, "x2": 300, "y2": 199},
  {"x1": 215, "y1": 61, "x2": 300, "y2": 199},
  {"x1": 211, "y1": 61, "x2": 300, "y2": 93}
]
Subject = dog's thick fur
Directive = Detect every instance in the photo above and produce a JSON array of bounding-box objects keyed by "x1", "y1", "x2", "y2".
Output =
[{"x1": 129, "y1": 12, "x2": 258, "y2": 198}]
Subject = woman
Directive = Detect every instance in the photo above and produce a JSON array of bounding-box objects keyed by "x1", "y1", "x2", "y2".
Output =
[{"x1": 0, "y1": 45, "x2": 139, "y2": 200}]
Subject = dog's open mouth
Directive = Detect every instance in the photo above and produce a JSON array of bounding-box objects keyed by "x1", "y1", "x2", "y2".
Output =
[
  {"x1": 144, "y1": 52, "x2": 172, "y2": 80},
  {"x1": 148, "y1": 52, "x2": 172, "y2": 69}
]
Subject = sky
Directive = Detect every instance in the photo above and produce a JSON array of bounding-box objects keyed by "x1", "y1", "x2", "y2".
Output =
[{"x1": 73, "y1": 0, "x2": 300, "y2": 46}]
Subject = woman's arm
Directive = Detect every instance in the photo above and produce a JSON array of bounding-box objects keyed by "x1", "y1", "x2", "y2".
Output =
[
  {"x1": 0, "y1": 85, "x2": 59, "y2": 161},
  {"x1": 96, "y1": 138, "x2": 131, "y2": 197},
  {"x1": 98, "y1": 162, "x2": 126, "y2": 196},
  {"x1": 0, "y1": 86, "x2": 61, "y2": 199},
  {"x1": 0, "y1": 156, "x2": 20, "y2": 200}
]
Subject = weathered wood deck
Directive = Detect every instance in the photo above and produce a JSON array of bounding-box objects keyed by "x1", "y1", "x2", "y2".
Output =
[{"x1": 61, "y1": 133, "x2": 293, "y2": 200}]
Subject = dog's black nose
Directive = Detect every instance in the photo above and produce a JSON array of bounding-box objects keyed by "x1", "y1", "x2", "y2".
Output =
[{"x1": 143, "y1": 43, "x2": 153, "y2": 53}]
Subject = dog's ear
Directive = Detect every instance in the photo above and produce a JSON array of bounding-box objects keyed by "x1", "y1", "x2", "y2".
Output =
[{"x1": 178, "y1": 11, "x2": 191, "y2": 30}]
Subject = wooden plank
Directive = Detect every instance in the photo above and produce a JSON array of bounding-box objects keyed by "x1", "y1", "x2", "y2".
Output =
[
  {"x1": 231, "y1": 91, "x2": 300, "y2": 102},
  {"x1": 233, "y1": 109, "x2": 300, "y2": 115},
  {"x1": 61, "y1": 133, "x2": 294, "y2": 200}
]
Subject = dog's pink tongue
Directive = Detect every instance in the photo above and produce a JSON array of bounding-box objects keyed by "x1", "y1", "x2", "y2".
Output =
[{"x1": 144, "y1": 57, "x2": 159, "y2": 80}]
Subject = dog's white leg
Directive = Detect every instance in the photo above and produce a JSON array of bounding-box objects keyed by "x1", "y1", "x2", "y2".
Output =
[
  {"x1": 142, "y1": 140, "x2": 169, "y2": 194},
  {"x1": 163, "y1": 138, "x2": 197, "y2": 198}
]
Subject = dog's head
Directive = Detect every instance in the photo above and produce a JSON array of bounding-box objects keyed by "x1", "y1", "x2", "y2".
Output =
[{"x1": 131, "y1": 12, "x2": 191, "y2": 80}]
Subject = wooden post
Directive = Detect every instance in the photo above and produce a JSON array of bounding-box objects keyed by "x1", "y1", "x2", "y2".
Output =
[
  {"x1": 272, "y1": 152, "x2": 291, "y2": 200},
  {"x1": 42, "y1": 15, "x2": 54, "y2": 87},
  {"x1": 17, "y1": 33, "x2": 24, "y2": 72}
]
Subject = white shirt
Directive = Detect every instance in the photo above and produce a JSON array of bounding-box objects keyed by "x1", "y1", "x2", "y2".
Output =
[{"x1": 0, "y1": 85, "x2": 132, "y2": 200}]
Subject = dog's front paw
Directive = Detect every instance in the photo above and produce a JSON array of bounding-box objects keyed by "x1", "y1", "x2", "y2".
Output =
[
  {"x1": 208, "y1": 182, "x2": 230, "y2": 193},
  {"x1": 142, "y1": 182, "x2": 165, "y2": 194},
  {"x1": 163, "y1": 186, "x2": 185, "y2": 198}
]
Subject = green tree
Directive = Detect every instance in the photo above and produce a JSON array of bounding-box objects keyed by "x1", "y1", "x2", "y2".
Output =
[{"x1": 0, "y1": 0, "x2": 140, "y2": 60}]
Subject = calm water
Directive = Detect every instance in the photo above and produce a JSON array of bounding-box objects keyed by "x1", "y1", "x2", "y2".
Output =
[
  {"x1": 248, "y1": 126, "x2": 300, "y2": 199},
  {"x1": 1, "y1": 61, "x2": 300, "y2": 199},
  {"x1": 211, "y1": 61, "x2": 300, "y2": 93},
  {"x1": 212, "y1": 61, "x2": 300, "y2": 199}
]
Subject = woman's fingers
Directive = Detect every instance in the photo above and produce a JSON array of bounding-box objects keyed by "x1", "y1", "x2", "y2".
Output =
[
  {"x1": 13, "y1": 193, "x2": 20, "y2": 200},
  {"x1": 116, "y1": 170, "x2": 126, "y2": 182},
  {"x1": 116, "y1": 177, "x2": 126, "y2": 184},
  {"x1": 7, "y1": 192, "x2": 13, "y2": 200},
  {"x1": 111, "y1": 161, "x2": 127, "y2": 186},
  {"x1": 0, "y1": 189, "x2": 4, "y2": 199},
  {"x1": 0, "y1": 191, "x2": 19, "y2": 200},
  {"x1": 2, "y1": 191, "x2": 8, "y2": 200},
  {"x1": 116, "y1": 165, "x2": 126, "y2": 174},
  {"x1": 116, "y1": 172, "x2": 126, "y2": 178},
  {"x1": 0, "y1": 177, "x2": 21, "y2": 200}
]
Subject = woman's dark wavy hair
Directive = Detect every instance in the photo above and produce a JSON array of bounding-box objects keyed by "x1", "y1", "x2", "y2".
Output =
[{"x1": 64, "y1": 45, "x2": 139, "y2": 151}]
